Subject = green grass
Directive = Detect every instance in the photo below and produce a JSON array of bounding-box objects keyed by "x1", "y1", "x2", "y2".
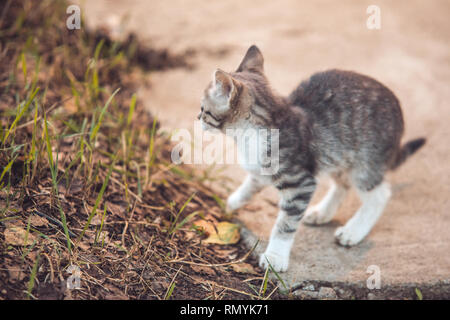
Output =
[
  {"x1": 25, "y1": 252, "x2": 40, "y2": 300},
  {"x1": 89, "y1": 88, "x2": 120, "y2": 143},
  {"x1": 164, "y1": 267, "x2": 181, "y2": 300},
  {"x1": 415, "y1": 288, "x2": 423, "y2": 300},
  {"x1": 0, "y1": 0, "x2": 274, "y2": 301},
  {"x1": 79, "y1": 153, "x2": 117, "y2": 241},
  {"x1": 168, "y1": 192, "x2": 196, "y2": 235},
  {"x1": 0, "y1": 155, "x2": 17, "y2": 188},
  {"x1": 2, "y1": 86, "x2": 39, "y2": 145}
]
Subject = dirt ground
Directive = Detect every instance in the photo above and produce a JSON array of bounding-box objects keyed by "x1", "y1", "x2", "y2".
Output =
[{"x1": 81, "y1": 0, "x2": 450, "y2": 298}]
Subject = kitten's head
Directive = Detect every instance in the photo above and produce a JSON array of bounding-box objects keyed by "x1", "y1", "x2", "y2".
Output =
[{"x1": 198, "y1": 45, "x2": 265, "y2": 132}]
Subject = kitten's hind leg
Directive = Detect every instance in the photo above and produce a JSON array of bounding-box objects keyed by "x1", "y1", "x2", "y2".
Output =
[
  {"x1": 227, "y1": 174, "x2": 266, "y2": 211},
  {"x1": 303, "y1": 173, "x2": 349, "y2": 225},
  {"x1": 335, "y1": 181, "x2": 391, "y2": 246}
]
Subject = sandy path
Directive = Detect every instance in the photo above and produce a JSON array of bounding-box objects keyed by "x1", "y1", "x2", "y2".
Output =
[{"x1": 81, "y1": 0, "x2": 450, "y2": 292}]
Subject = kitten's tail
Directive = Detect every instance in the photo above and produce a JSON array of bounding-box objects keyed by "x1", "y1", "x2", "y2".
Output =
[{"x1": 390, "y1": 137, "x2": 426, "y2": 170}]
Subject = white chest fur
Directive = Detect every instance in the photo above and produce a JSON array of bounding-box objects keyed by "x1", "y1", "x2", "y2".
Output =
[{"x1": 233, "y1": 127, "x2": 279, "y2": 176}]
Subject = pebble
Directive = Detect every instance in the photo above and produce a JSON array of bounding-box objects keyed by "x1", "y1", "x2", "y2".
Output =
[
  {"x1": 318, "y1": 287, "x2": 338, "y2": 299},
  {"x1": 303, "y1": 284, "x2": 315, "y2": 291},
  {"x1": 293, "y1": 289, "x2": 319, "y2": 299},
  {"x1": 335, "y1": 287, "x2": 353, "y2": 299}
]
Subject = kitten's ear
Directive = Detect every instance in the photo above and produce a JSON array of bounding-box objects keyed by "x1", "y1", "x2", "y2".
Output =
[
  {"x1": 236, "y1": 45, "x2": 264, "y2": 73},
  {"x1": 213, "y1": 68, "x2": 234, "y2": 98}
]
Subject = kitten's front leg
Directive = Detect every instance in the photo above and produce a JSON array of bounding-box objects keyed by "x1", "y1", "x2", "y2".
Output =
[
  {"x1": 227, "y1": 174, "x2": 266, "y2": 211},
  {"x1": 260, "y1": 173, "x2": 316, "y2": 272}
]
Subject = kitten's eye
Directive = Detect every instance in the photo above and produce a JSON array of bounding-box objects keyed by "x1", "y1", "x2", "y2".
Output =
[{"x1": 201, "y1": 106, "x2": 204, "y2": 112}]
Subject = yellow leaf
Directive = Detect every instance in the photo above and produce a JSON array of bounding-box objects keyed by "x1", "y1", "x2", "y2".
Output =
[
  {"x1": 203, "y1": 222, "x2": 240, "y2": 245},
  {"x1": 193, "y1": 219, "x2": 215, "y2": 235}
]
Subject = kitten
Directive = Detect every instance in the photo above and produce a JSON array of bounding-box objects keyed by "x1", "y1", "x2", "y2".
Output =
[{"x1": 198, "y1": 45, "x2": 425, "y2": 272}]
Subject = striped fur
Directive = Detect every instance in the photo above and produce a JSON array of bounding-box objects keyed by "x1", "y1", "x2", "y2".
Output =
[{"x1": 200, "y1": 45, "x2": 426, "y2": 272}]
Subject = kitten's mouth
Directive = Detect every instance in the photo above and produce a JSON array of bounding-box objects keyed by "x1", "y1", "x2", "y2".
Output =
[
  {"x1": 200, "y1": 119, "x2": 212, "y2": 131},
  {"x1": 200, "y1": 119, "x2": 220, "y2": 132}
]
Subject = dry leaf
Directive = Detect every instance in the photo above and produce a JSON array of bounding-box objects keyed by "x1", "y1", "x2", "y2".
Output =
[
  {"x1": 193, "y1": 219, "x2": 216, "y2": 235},
  {"x1": 29, "y1": 215, "x2": 48, "y2": 227},
  {"x1": 230, "y1": 263, "x2": 257, "y2": 275},
  {"x1": 203, "y1": 222, "x2": 240, "y2": 245},
  {"x1": 8, "y1": 268, "x2": 26, "y2": 281},
  {"x1": 4, "y1": 227, "x2": 37, "y2": 246}
]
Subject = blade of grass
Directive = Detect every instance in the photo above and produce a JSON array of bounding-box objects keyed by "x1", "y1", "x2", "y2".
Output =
[
  {"x1": 94, "y1": 38, "x2": 104, "y2": 61},
  {"x1": 57, "y1": 202, "x2": 72, "y2": 252},
  {"x1": 168, "y1": 192, "x2": 196, "y2": 235},
  {"x1": 145, "y1": 117, "x2": 158, "y2": 186},
  {"x1": 0, "y1": 154, "x2": 17, "y2": 188},
  {"x1": 20, "y1": 51, "x2": 27, "y2": 82},
  {"x1": 28, "y1": 100, "x2": 38, "y2": 162},
  {"x1": 78, "y1": 154, "x2": 117, "y2": 240},
  {"x1": 44, "y1": 112, "x2": 56, "y2": 189},
  {"x1": 89, "y1": 88, "x2": 120, "y2": 142},
  {"x1": 164, "y1": 267, "x2": 182, "y2": 300},
  {"x1": 211, "y1": 194, "x2": 225, "y2": 212},
  {"x1": 44, "y1": 115, "x2": 73, "y2": 252},
  {"x1": 2, "y1": 87, "x2": 39, "y2": 144},
  {"x1": 415, "y1": 288, "x2": 423, "y2": 300},
  {"x1": 259, "y1": 266, "x2": 270, "y2": 298},
  {"x1": 94, "y1": 205, "x2": 107, "y2": 245},
  {"x1": 265, "y1": 257, "x2": 288, "y2": 293},
  {"x1": 26, "y1": 252, "x2": 40, "y2": 300},
  {"x1": 127, "y1": 93, "x2": 137, "y2": 126},
  {"x1": 169, "y1": 210, "x2": 202, "y2": 235}
]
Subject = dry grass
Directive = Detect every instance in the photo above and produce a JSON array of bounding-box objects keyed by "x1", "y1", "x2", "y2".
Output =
[{"x1": 0, "y1": 0, "x2": 284, "y2": 300}]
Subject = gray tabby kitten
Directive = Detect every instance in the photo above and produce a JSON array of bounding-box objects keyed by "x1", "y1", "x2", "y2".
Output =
[{"x1": 198, "y1": 45, "x2": 425, "y2": 272}]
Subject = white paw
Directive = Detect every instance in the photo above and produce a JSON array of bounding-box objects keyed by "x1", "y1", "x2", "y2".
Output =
[
  {"x1": 226, "y1": 191, "x2": 245, "y2": 211},
  {"x1": 334, "y1": 225, "x2": 366, "y2": 246},
  {"x1": 259, "y1": 251, "x2": 289, "y2": 272},
  {"x1": 303, "y1": 206, "x2": 333, "y2": 225}
]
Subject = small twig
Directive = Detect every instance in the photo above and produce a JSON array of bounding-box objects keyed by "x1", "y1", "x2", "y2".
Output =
[
  {"x1": 121, "y1": 200, "x2": 137, "y2": 249},
  {"x1": 204, "y1": 281, "x2": 260, "y2": 300},
  {"x1": 16, "y1": 97, "x2": 72, "y2": 130},
  {"x1": 167, "y1": 239, "x2": 259, "y2": 267},
  {"x1": 164, "y1": 266, "x2": 182, "y2": 300},
  {"x1": 41, "y1": 253, "x2": 54, "y2": 283},
  {"x1": 109, "y1": 175, "x2": 142, "y2": 203},
  {"x1": 264, "y1": 284, "x2": 280, "y2": 300}
]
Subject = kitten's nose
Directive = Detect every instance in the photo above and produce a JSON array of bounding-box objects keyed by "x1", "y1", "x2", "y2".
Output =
[{"x1": 197, "y1": 111, "x2": 202, "y2": 120}]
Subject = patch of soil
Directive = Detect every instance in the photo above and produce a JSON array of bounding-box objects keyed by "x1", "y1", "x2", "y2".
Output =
[{"x1": 0, "y1": 0, "x2": 282, "y2": 300}]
